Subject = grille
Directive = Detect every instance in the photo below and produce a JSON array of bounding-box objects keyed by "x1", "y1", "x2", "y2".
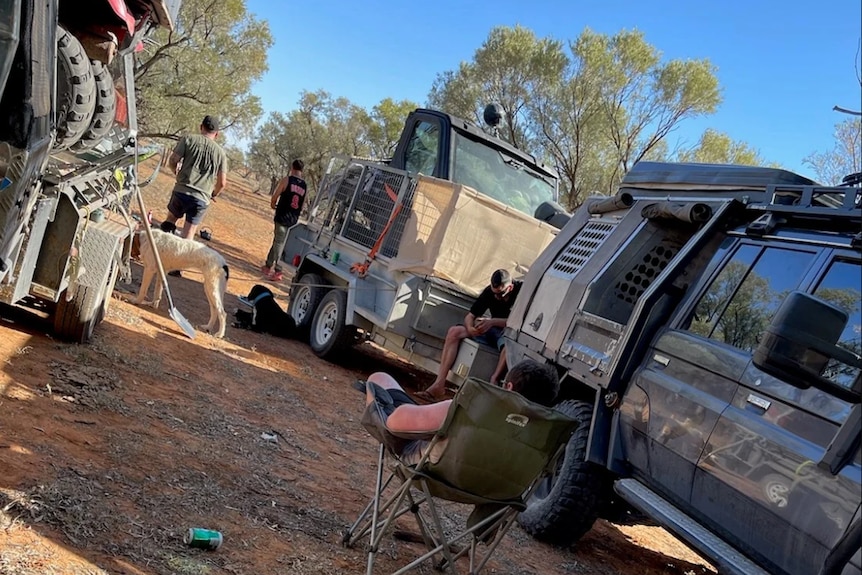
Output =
[
  {"x1": 614, "y1": 243, "x2": 677, "y2": 304},
  {"x1": 550, "y1": 220, "x2": 616, "y2": 279}
]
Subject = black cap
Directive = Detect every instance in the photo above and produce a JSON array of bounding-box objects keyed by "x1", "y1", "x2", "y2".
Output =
[{"x1": 202, "y1": 115, "x2": 219, "y2": 132}]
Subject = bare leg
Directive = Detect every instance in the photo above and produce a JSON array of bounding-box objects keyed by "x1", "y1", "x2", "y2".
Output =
[
  {"x1": 489, "y1": 346, "x2": 508, "y2": 385},
  {"x1": 180, "y1": 221, "x2": 198, "y2": 239},
  {"x1": 425, "y1": 325, "x2": 469, "y2": 397}
]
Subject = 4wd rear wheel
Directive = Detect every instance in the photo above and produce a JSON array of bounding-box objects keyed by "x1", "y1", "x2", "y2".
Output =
[
  {"x1": 55, "y1": 27, "x2": 96, "y2": 150},
  {"x1": 309, "y1": 289, "x2": 355, "y2": 359},
  {"x1": 518, "y1": 400, "x2": 610, "y2": 545},
  {"x1": 288, "y1": 273, "x2": 326, "y2": 336},
  {"x1": 71, "y1": 60, "x2": 116, "y2": 151}
]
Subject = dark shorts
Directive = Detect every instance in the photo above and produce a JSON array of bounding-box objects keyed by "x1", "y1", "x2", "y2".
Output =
[
  {"x1": 472, "y1": 326, "x2": 505, "y2": 350},
  {"x1": 167, "y1": 191, "x2": 208, "y2": 224}
]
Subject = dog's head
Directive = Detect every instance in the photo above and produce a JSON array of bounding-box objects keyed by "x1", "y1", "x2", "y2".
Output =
[{"x1": 247, "y1": 284, "x2": 274, "y2": 301}]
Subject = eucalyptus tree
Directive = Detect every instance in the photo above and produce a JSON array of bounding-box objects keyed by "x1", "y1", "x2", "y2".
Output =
[
  {"x1": 803, "y1": 118, "x2": 862, "y2": 184},
  {"x1": 135, "y1": 0, "x2": 272, "y2": 140}
]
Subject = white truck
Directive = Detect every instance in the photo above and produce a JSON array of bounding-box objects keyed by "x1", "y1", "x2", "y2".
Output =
[
  {"x1": 281, "y1": 108, "x2": 570, "y2": 384},
  {"x1": 0, "y1": 0, "x2": 178, "y2": 342}
]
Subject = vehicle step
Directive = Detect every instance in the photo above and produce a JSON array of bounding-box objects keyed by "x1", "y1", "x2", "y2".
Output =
[{"x1": 614, "y1": 478, "x2": 770, "y2": 575}]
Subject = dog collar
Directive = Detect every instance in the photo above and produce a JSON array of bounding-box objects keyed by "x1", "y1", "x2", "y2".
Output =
[{"x1": 251, "y1": 292, "x2": 272, "y2": 305}]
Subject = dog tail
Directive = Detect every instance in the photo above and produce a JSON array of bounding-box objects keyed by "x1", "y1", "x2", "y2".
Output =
[{"x1": 223, "y1": 265, "x2": 230, "y2": 281}]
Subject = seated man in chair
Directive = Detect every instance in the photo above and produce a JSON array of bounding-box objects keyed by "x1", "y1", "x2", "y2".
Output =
[{"x1": 365, "y1": 359, "x2": 559, "y2": 464}]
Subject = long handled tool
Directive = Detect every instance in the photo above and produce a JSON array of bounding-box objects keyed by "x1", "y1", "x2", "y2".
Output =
[{"x1": 133, "y1": 185, "x2": 196, "y2": 339}]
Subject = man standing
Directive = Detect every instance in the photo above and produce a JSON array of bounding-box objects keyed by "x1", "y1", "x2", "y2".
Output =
[
  {"x1": 415, "y1": 269, "x2": 522, "y2": 402},
  {"x1": 263, "y1": 159, "x2": 307, "y2": 282},
  {"x1": 161, "y1": 115, "x2": 228, "y2": 240}
]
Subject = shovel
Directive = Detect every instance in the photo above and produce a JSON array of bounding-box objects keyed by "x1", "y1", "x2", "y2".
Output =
[{"x1": 134, "y1": 185, "x2": 196, "y2": 339}]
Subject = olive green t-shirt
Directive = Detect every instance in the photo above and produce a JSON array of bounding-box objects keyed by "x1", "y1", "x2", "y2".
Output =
[{"x1": 172, "y1": 134, "x2": 228, "y2": 204}]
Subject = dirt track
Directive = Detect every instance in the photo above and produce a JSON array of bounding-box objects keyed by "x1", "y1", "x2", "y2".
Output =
[{"x1": 0, "y1": 162, "x2": 716, "y2": 575}]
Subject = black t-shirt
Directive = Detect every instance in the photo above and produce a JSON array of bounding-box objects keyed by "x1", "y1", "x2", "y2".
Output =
[
  {"x1": 470, "y1": 280, "x2": 522, "y2": 318},
  {"x1": 274, "y1": 175, "x2": 307, "y2": 225}
]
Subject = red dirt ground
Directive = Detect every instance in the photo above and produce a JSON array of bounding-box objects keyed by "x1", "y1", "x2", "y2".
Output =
[{"x1": 0, "y1": 160, "x2": 716, "y2": 575}]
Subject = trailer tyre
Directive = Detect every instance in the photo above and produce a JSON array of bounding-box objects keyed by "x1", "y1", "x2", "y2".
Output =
[
  {"x1": 72, "y1": 60, "x2": 116, "y2": 151},
  {"x1": 309, "y1": 289, "x2": 355, "y2": 359},
  {"x1": 288, "y1": 273, "x2": 327, "y2": 336},
  {"x1": 55, "y1": 27, "x2": 97, "y2": 150},
  {"x1": 517, "y1": 400, "x2": 610, "y2": 545}
]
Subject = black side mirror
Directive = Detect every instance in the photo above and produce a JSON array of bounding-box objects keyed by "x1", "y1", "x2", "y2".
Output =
[
  {"x1": 753, "y1": 291, "x2": 861, "y2": 402},
  {"x1": 533, "y1": 201, "x2": 571, "y2": 230}
]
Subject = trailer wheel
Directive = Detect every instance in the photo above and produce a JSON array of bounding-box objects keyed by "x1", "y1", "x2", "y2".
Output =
[
  {"x1": 288, "y1": 273, "x2": 327, "y2": 336},
  {"x1": 71, "y1": 60, "x2": 116, "y2": 151},
  {"x1": 309, "y1": 289, "x2": 355, "y2": 359},
  {"x1": 55, "y1": 27, "x2": 96, "y2": 150},
  {"x1": 54, "y1": 259, "x2": 118, "y2": 343},
  {"x1": 517, "y1": 400, "x2": 610, "y2": 545}
]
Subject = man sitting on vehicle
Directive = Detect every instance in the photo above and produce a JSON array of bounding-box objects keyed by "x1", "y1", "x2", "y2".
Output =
[{"x1": 415, "y1": 269, "x2": 522, "y2": 402}]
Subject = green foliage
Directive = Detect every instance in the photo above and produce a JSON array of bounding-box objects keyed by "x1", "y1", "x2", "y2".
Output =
[
  {"x1": 677, "y1": 129, "x2": 767, "y2": 165},
  {"x1": 430, "y1": 26, "x2": 724, "y2": 209},
  {"x1": 135, "y1": 0, "x2": 273, "y2": 141},
  {"x1": 803, "y1": 118, "x2": 862, "y2": 184},
  {"x1": 246, "y1": 92, "x2": 419, "y2": 193}
]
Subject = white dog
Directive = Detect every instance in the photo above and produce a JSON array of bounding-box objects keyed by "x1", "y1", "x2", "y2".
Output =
[{"x1": 131, "y1": 228, "x2": 229, "y2": 338}]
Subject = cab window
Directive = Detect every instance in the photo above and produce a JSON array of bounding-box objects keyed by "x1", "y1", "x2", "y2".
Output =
[
  {"x1": 404, "y1": 121, "x2": 439, "y2": 176},
  {"x1": 684, "y1": 244, "x2": 816, "y2": 352},
  {"x1": 813, "y1": 259, "x2": 862, "y2": 390}
]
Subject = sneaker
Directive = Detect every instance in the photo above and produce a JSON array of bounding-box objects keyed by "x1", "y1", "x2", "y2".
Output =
[
  {"x1": 261, "y1": 265, "x2": 272, "y2": 276},
  {"x1": 269, "y1": 271, "x2": 284, "y2": 282}
]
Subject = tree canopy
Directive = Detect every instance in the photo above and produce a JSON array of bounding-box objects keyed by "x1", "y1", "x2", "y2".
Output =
[
  {"x1": 135, "y1": 0, "x2": 272, "y2": 140},
  {"x1": 430, "y1": 27, "x2": 723, "y2": 208},
  {"x1": 803, "y1": 118, "x2": 862, "y2": 185}
]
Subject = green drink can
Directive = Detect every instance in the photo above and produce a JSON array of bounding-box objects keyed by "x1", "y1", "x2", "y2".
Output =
[
  {"x1": 184, "y1": 527, "x2": 223, "y2": 550},
  {"x1": 330, "y1": 251, "x2": 340, "y2": 264}
]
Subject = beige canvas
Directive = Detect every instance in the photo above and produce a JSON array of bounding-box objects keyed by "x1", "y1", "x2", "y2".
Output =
[{"x1": 390, "y1": 175, "x2": 557, "y2": 296}]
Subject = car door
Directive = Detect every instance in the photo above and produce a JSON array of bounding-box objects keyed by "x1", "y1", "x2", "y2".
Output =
[
  {"x1": 619, "y1": 241, "x2": 813, "y2": 507},
  {"x1": 692, "y1": 249, "x2": 861, "y2": 575}
]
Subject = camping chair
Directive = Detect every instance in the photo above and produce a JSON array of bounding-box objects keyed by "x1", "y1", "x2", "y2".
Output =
[{"x1": 344, "y1": 378, "x2": 578, "y2": 575}]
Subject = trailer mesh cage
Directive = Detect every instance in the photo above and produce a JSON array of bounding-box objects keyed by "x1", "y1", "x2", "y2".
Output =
[{"x1": 311, "y1": 157, "x2": 417, "y2": 259}]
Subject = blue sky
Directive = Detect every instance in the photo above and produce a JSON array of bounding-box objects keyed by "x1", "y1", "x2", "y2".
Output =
[{"x1": 245, "y1": 0, "x2": 861, "y2": 178}]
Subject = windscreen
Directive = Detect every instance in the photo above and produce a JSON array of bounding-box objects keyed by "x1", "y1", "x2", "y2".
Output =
[{"x1": 451, "y1": 131, "x2": 557, "y2": 217}]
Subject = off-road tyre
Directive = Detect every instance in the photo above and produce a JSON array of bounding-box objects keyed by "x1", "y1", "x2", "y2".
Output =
[
  {"x1": 309, "y1": 289, "x2": 356, "y2": 359},
  {"x1": 55, "y1": 27, "x2": 96, "y2": 150},
  {"x1": 517, "y1": 400, "x2": 611, "y2": 545},
  {"x1": 54, "y1": 260, "x2": 117, "y2": 344},
  {"x1": 288, "y1": 273, "x2": 327, "y2": 337},
  {"x1": 71, "y1": 59, "x2": 116, "y2": 151}
]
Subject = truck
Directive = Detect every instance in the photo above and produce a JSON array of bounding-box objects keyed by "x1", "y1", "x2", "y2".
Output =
[
  {"x1": 280, "y1": 107, "x2": 569, "y2": 385},
  {"x1": 0, "y1": 0, "x2": 178, "y2": 342},
  {"x1": 504, "y1": 162, "x2": 861, "y2": 575}
]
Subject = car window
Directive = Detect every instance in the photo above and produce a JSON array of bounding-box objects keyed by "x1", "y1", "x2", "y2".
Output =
[
  {"x1": 404, "y1": 121, "x2": 439, "y2": 176},
  {"x1": 813, "y1": 259, "x2": 862, "y2": 390},
  {"x1": 685, "y1": 244, "x2": 816, "y2": 352}
]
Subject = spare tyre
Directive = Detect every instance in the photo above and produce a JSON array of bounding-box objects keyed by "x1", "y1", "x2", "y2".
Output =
[
  {"x1": 71, "y1": 59, "x2": 116, "y2": 151},
  {"x1": 55, "y1": 27, "x2": 96, "y2": 150}
]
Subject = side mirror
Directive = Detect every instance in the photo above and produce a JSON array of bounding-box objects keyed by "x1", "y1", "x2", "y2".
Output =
[
  {"x1": 753, "y1": 291, "x2": 861, "y2": 402},
  {"x1": 533, "y1": 201, "x2": 571, "y2": 230}
]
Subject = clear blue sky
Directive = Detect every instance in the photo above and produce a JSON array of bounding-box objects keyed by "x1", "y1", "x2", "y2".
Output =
[{"x1": 245, "y1": 0, "x2": 861, "y2": 179}]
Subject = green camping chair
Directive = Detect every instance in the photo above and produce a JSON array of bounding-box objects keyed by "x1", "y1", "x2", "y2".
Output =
[{"x1": 344, "y1": 377, "x2": 578, "y2": 575}]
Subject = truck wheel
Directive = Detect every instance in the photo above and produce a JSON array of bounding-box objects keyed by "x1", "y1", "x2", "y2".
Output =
[
  {"x1": 55, "y1": 27, "x2": 96, "y2": 150},
  {"x1": 518, "y1": 400, "x2": 610, "y2": 545},
  {"x1": 309, "y1": 289, "x2": 355, "y2": 359},
  {"x1": 71, "y1": 60, "x2": 116, "y2": 151},
  {"x1": 288, "y1": 273, "x2": 327, "y2": 336},
  {"x1": 761, "y1": 473, "x2": 791, "y2": 508},
  {"x1": 54, "y1": 260, "x2": 118, "y2": 343}
]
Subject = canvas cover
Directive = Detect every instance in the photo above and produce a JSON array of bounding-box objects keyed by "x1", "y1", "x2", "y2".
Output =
[{"x1": 389, "y1": 176, "x2": 558, "y2": 297}]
